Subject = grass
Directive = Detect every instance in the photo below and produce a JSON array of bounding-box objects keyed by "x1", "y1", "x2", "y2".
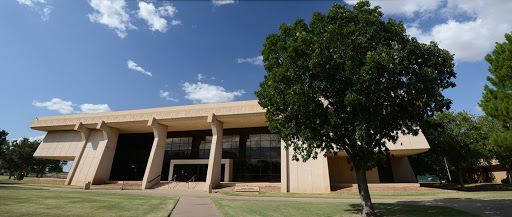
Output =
[
  {"x1": 0, "y1": 189, "x2": 178, "y2": 217},
  {"x1": 217, "y1": 190, "x2": 512, "y2": 200},
  {"x1": 0, "y1": 176, "x2": 140, "y2": 190},
  {"x1": 0, "y1": 185, "x2": 45, "y2": 190},
  {"x1": 212, "y1": 199, "x2": 481, "y2": 217},
  {"x1": 0, "y1": 175, "x2": 39, "y2": 181}
]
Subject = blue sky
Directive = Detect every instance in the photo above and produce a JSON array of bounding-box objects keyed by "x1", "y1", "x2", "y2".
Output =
[{"x1": 1, "y1": 0, "x2": 511, "y2": 144}]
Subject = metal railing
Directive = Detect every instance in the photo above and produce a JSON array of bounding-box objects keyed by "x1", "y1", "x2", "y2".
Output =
[
  {"x1": 187, "y1": 175, "x2": 196, "y2": 189},
  {"x1": 168, "y1": 175, "x2": 177, "y2": 189},
  {"x1": 147, "y1": 175, "x2": 161, "y2": 184}
]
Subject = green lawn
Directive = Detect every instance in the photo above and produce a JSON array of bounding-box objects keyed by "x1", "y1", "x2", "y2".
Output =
[
  {"x1": 0, "y1": 185, "x2": 45, "y2": 190},
  {"x1": 217, "y1": 190, "x2": 512, "y2": 200},
  {"x1": 0, "y1": 175, "x2": 39, "y2": 181},
  {"x1": 0, "y1": 189, "x2": 178, "y2": 217},
  {"x1": 212, "y1": 199, "x2": 481, "y2": 217},
  {"x1": 0, "y1": 176, "x2": 140, "y2": 190}
]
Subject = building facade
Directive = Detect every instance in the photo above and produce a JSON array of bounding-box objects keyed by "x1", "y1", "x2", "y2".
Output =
[{"x1": 30, "y1": 100, "x2": 429, "y2": 193}]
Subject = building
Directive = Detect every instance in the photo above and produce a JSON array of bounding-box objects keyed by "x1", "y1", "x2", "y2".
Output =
[{"x1": 30, "y1": 100, "x2": 429, "y2": 193}]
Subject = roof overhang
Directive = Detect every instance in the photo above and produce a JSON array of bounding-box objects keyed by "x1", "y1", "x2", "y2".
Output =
[{"x1": 30, "y1": 100, "x2": 267, "y2": 133}]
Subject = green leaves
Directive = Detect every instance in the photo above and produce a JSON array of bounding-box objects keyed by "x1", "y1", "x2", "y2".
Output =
[
  {"x1": 480, "y1": 32, "x2": 512, "y2": 177},
  {"x1": 256, "y1": 1, "x2": 456, "y2": 171}
]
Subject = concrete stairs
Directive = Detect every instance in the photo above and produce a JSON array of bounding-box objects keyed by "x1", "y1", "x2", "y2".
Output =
[{"x1": 152, "y1": 181, "x2": 206, "y2": 191}]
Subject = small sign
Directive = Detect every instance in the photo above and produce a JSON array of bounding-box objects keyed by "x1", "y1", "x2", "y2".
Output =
[
  {"x1": 83, "y1": 181, "x2": 91, "y2": 190},
  {"x1": 235, "y1": 187, "x2": 260, "y2": 193}
]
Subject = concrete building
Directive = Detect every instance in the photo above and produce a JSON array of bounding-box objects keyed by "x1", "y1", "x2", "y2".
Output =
[{"x1": 30, "y1": 100, "x2": 429, "y2": 193}]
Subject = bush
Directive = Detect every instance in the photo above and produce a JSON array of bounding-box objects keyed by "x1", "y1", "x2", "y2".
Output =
[{"x1": 501, "y1": 178, "x2": 510, "y2": 184}]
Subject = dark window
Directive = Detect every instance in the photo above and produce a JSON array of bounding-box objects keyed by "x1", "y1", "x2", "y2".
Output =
[{"x1": 110, "y1": 133, "x2": 153, "y2": 181}]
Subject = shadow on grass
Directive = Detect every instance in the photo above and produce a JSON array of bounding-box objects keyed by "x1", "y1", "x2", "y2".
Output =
[
  {"x1": 397, "y1": 198, "x2": 512, "y2": 217},
  {"x1": 346, "y1": 203, "x2": 481, "y2": 217},
  {"x1": 420, "y1": 183, "x2": 512, "y2": 192}
]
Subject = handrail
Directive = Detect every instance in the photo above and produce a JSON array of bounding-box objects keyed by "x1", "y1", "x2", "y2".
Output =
[
  {"x1": 147, "y1": 175, "x2": 161, "y2": 184},
  {"x1": 187, "y1": 175, "x2": 196, "y2": 189},
  {"x1": 186, "y1": 175, "x2": 196, "y2": 183},
  {"x1": 168, "y1": 175, "x2": 177, "y2": 189}
]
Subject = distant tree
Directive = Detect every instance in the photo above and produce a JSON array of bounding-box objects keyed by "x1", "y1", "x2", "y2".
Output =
[
  {"x1": 0, "y1": 129, "x2": 11, "y2": 177},
  {"x1": 479, "y1": 32, "x2": 512, "y2": 182},
  {"x1": 415, "y1": 111, "x2": 493, "y2": 188},
  {"x1": 2, "y1": 137, "x2": 66, "y2": 179},
  {"x1": 9, "y1": 138, "x2": 38, "y2": 179},
  {"x1": 0, "y1": 130, "x2": 18, "y2": 179},
  {"x1": 476, "y1": 115, "x2": 508, "y2": 182},
  {"x1": 409, "y1": 119, "x2": 450, "y2": 183},
  {"x1": 32, "y1": 157, "x2": 67, "y2": 178},
  {"x1": 255, "y1": 1, "x2": 456, "y2": 216}
]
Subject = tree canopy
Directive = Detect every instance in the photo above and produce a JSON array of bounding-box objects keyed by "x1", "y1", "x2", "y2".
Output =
[
  {"x1": 255, "y1": 1, "x2": 456, "y2": 216},
  {"x1": 0, "y1": 130, "x2": 66, "y2": 179},
  {"x1": 411, "y1": 111, "x2": 496, "y2": 187},
  {"x1": 480, "y1": 32, "x2": 512, "y2": 181}
]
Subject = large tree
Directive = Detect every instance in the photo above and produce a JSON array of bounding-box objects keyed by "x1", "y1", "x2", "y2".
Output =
[
  {"x1": 480, "y1": 32, "x2": 512, "y2": 182},
  {"x1": 255, "y1": 1, "x2": 456, "y2": 216}
]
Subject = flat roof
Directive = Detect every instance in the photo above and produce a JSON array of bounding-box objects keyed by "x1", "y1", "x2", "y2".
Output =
[{"x1": 30, "y1": 100, "x2": 267, "y2": 133}]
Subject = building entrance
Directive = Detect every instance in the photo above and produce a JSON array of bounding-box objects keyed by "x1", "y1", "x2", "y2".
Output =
[{"x1": 172, "y1": 164, "x2": 207, "y2": 181}]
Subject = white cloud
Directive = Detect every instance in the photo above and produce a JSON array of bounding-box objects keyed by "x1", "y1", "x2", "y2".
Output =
[
  {"x1": 41, "y1": 6, "x2": 52, "y2": 21},
  {"x1": 197, "y1": 73, "x2": 205, "y2": 80},
  {"x1": 28, "y1": 135, "x2": 45, "y2": 142},
  {"x1": 137, "y1": 2, "x2": 180, "y2": 33},
  {"x1": 17, "y1": 0, "x2": 46, "y2": 7},
  {"x1": 475, "y1": 105, "x2": 483, "y2": 113},
  {"x1": 32, "y1": 98, "x2": 76, "y2": 114},
  {"x1": 17, "y1": 0, "x2": 35, "y2": 7},
  {"x1": 237, "y1": 56, "x2": 263, "y2": 65},
  {"x1": 346, "y1": 0, "x2": 441, "y2": 18},
  {"x1": 212, "y1": 0, "x2": 235, "y2": 6},
  {"x1": 182, "y1": 82, "x2": 245, "y2": 104},
  {"x1": 127, "y1": 60, "x2": 152, "y2": 76},
  {"x1": 170, "y1": 20, "x2": 182, "y2": 26},
  {"x1": 80, "y1": 104, "x2": 111, "y2": 113},
  {"x1": 88, "y1": 0, "x2": 136, "y2": 38},
  {"x1": 15, "y1": 134, "x2": 46, "y2": 143},
  {"x1": 16, "y1": 0, "x2": 52, "y2": 21},
  {"x1": 159, "y1": 90, "x2": 179, "y2": 102},
  {"x1": 33, "y1": 98, "x2": 112, "y2": 114},
  {"x1": 346, "y1": 0, "x2": 512, "y2": 62}
]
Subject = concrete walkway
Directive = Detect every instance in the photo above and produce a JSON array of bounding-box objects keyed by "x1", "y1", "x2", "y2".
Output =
[
  {"x1": 2, "y1": 184, "x2": 511, "y2": 217},
  {"x1": 170, "y1": 196, "x2": 222, "y2": 217}
]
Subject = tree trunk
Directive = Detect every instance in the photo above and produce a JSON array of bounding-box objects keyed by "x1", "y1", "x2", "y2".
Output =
[
  {"x1": 355, "y1": 169, "x2": 377, "y2": 217},
  {"x1": 457, "y1": 170, "x2": 465, "y2": 189},
  {"x1": 507, "y1": 164, "x2": 512, "y2": 182}
]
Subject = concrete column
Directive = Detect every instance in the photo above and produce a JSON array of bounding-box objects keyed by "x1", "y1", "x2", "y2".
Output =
[
  {"x1": 168, "y1": 162, "x2": 175, "y2": 181},
  {"x1": 142, "y1": 118, "x2": 168, "y2": 189},
  {"x1": 89, "y1": 121, "x2": 119, "y2": 184},
  {"x1": 65, "y1": 123, "x2": 91, "y2": 185},
  {"x1": 390, "y1": 157, "x2": 417, "y2": 183},
  {"x1": 224, "y1": 160, "x2": 233, "y2": 182},
  {"x1": 205, "y1": 113, "x2": 223, "y2": 191},
  {"x1": 281, "y1": 140, "x2": 289, "y2": 192},
  {"x1": 288, "y1": 149, "x2": 331, "y2": 193}
]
